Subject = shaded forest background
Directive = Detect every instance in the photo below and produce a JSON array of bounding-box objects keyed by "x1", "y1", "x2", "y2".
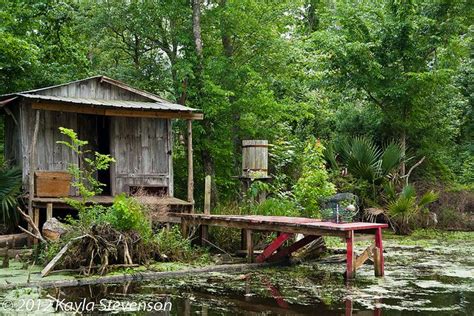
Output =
[{"x1": 0, "y1": 0, "x2": 472, "y2": 217}]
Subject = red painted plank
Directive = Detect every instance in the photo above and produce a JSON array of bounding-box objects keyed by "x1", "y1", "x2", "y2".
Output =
[
  {"x1": 375, "y1": 227, "x2": 385, "y2": 276},
  {"x1": 256, "y1": 233, "x2": 292, "y2": 263},
  {"x1": 267, "y1": 235, "x2": 320, "y2": 262},
  {"x1": 346, "y1": 231, "x2": 355, "y2": 279},
  {"x1": 172, "y1": 213, "x2": 389, "y2": 232}
]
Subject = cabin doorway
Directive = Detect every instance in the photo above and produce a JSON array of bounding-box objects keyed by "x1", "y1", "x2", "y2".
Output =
[
  {"x1": 97, "y1": 116, "x2": 111, "y2": 195},
  {"x1": 78, "y1": 114, "x2": 112, "y2": 196}
]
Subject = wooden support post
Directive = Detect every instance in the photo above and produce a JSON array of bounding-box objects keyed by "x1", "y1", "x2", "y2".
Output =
[
  {"x1": 246, "y1": 229, "x2": 253, "y2": 263},
  {"x1": 46, "y1": 203, "x2": 53, "y2": 221},
  {"x1": 180, "y1": 219, "x2": 189, "y2": 239},
  {"x1": 345, "y1": 230, "x2": 355, "y2": 279},
  {"x1": 345, "y1": 299, "x2": 353, "y2": 316},
  {"x1": 33, "y1": 208, "x2": 40, "y2": 245},
  {"x1": 241, "y1": 229, "x2": 247, "y2": 250},
  {"x1": 28, "y1": 110, "x2": 40, "y2": 233},
  {"x1": 200, "y1": 175, "x2": 211, "y2": 244},
  {"x1": 374, "y1": 227, "x2": 385, "y2": 276},
  {"x1": 187, "y1": 119, "x2": 194, "y2": 210}
]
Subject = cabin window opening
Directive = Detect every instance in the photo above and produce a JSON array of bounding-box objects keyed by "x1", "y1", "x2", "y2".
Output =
[{"x1": 97, "y1": 116, "x2": 111, "y2": 195}]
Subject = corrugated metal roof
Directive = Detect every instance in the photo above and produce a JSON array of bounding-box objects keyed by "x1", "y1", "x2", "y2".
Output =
[{"x1": 17, "y1": 93, "x2": 198, "y2": 112}]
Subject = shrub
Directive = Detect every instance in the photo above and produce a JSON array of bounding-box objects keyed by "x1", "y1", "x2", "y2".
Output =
[
  {"x1": 0, "y1": 166, "x2": 22, "y2": 231},
  {"x1": 105, "y1": 194, "x2": 153, "y2": 241},
  {"x1": 156, "y1": 226, "x2": 209, "y2": 263},
  {"x1": 294, "y1": 139, "x2": 336, "y2": 216},
  {"x1": 249, "y1": 198, "x2": 301, "y2": 217},
  {"x1": 387, "y1": 185, "x2": 439, "y2": 234}
]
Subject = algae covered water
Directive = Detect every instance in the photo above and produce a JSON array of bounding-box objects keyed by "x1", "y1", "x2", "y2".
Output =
[{"x1": 0, "y1": 231, "x2": 472, "y2": 315}]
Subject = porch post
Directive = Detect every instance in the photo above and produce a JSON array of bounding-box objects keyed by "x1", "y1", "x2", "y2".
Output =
[{"x1": 187, "y1": 119, "x2": 194, "y2": 209}]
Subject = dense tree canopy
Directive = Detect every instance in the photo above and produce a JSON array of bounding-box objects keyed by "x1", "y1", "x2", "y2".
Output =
[{"x1": 0, "y1": 0, "x2": 472, "y2": 206}]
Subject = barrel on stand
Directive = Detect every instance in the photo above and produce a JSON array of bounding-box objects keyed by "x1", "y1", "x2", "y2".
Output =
[{"x1": 242, "y1": 140, "x2": 269, "y2": 179}]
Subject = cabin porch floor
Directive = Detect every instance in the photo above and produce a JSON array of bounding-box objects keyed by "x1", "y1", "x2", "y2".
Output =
[
  {"x1": 31, "y1": 195, "x2": 192, "y2": 209},
  {"x1": 28, "y1": 195, "x2": 193, "y2": 228}
]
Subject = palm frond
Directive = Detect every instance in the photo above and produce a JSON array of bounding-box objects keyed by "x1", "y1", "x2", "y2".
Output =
[
  {"x1": 0, "y1": 167, "x2": 22, "y2": 226},
  {"x1": 381, "y1": 142, "x2": 403, "y2": 176},
  {"x1": 418, "y1": 190, "x2": 439, "y2": 208},
  {"x1": 400, "y1": 184, "x2": 416, "y2": 199}
]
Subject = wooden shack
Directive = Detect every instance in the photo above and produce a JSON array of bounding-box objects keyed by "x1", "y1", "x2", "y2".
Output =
[{"x1": 0, "y1": 76, "x2": 202, "y2": 221}]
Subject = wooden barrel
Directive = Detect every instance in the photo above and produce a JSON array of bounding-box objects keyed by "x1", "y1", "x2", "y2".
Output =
[{"x1": 242, "y1": 140, "x2": 268, "y2": 178}]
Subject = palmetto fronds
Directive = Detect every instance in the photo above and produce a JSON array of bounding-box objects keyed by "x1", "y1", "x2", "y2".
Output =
[
  {"x1": 337, "y1": 136, "x2": 404, "y2": 183},
  {"x1": 0, "y1": 167, "x2": 22, "y2": 228}
]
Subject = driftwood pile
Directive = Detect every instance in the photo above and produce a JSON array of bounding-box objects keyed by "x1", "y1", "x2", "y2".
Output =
[
  {"x1": 13, "y1": 207, "x2": 159, "y2": 277},
  {"x1": 53, "y1": 224, "x2": 158, "y2": 276}
]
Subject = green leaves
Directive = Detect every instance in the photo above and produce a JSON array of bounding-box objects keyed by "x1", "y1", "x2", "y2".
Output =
[
  {"x1": 294, "y1": 139, "x2": 336, "y2": 216},
  {"x1": 338, "y1": 136, "x2": 404, "y2": 183},
  {"x1": 0, "y1": 166, "x2": 22, "y2": 228}
]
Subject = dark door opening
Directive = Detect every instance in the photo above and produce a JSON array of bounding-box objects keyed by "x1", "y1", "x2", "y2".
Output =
[{"x1": 97, "y1": 116, "x2": 111, "y2": 195}]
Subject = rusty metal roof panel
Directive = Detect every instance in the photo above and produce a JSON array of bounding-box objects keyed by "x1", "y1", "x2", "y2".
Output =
[{"x1": 17, "y1": 93, "x2": 198, "y2": 112}]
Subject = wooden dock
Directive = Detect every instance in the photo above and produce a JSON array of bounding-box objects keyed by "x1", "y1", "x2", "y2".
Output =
[{"x1": 170, "y1": 213, "x2": 388, "y2": 279}]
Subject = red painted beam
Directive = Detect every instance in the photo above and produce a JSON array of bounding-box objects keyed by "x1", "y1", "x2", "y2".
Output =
[
  {"x1": 346, "y1": 231, "x2": 355, "y2": 279},
  {"x1": 255, "y1": 233, "x2": 292, "y2": 263},
  {"x1": 267, "y1": 235, "x2": 320, "y2": 262},
  {"x1": 375, "y1": 227, "x2": 385, "y2": 276}
]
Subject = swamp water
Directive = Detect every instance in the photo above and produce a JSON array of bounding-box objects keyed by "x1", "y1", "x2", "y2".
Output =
[{"x1": 0, "y1": 232, "x2": 473, "y2": 315}]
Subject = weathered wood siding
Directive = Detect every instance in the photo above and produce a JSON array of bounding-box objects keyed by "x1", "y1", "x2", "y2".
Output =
[
  {"x1": 110, "y1": 117, "x2": 173, "y2": 195},
  {"x1": 35, "y1": 78, "x2": 150, "y2": 101},
  {"x1": 19, "y1": 101, "x2": 78, "y2": 195},
  {"x1": 4, "y1": 103, "x2": 21, "y2": 166}
]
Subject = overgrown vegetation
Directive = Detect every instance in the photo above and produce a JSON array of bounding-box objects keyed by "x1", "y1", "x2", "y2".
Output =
[
  {"x1": 41, "y1": 128, "x2": 208, "y2": 274},
  {"x1": 0, "y1": 0, "x2": 472, "y2": 236},
  {"x1": 0, "y1": 164, "x2": 21, "y2": 233}
]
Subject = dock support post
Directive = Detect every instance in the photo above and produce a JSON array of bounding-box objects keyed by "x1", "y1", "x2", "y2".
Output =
[
  {"x1": 246, "y1": 229, "x2": 253, "y2": 263},
  {"x1": 187, "y1": 119, "x2": 194, "y2": 210},
  {"x1": 33, "y1": 208, "x2": 40, "y2": 245},
  {"x1": 346, "y1": 230, "x2": 355, "y2": 279},
  {"x1": 374, "y1": 227, "x2": 384, "y2": 276},
  {"x1": 46, "y1": 203, "x2": 53, "y2": 221},
  {"x1": 200, "y1": 175, "x2": 211, "y2": 244}
]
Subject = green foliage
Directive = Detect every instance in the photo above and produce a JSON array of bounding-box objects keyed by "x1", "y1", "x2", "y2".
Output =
[
  {"x1": 387, "y1": 185, "x2": 439, "y2": 234},
  {"x1": 248, "y1": 198, "x2": 301, "y2": 217},
  {"x1": 106, "y1": 194, "x2": 152, "y2": 241},
  {"x1": 0, "y1": 0, "x2": 471, "y2": 232},
  {"x1": 156, "y1": 226, "x2": 209, "y2": 263},
  {"x1": 57, "y1": 127, "x2": 115, "y2": 210},
  {"x1": 339, "y1": 137, "x2": 404, "y2": 184},
  {"x1": 294, "y1": 139, "x2": 336, "y2": 216},
  {"x1": 0, "y1": 165, "x2": 22, "y2": 230}
]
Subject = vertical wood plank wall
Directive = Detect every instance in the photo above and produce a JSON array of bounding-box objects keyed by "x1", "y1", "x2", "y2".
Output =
[
  {"x1": 110, "y1": 116, "x2": 172, "y2": 195},
  {"x1": 19, "y1": 101, "x2": 78, "y2": 195}
]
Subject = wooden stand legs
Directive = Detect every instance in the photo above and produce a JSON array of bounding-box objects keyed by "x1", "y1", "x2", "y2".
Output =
[
  {"x1": 346, "y1": 228, "x2": 385, "y2": 279},
  {"x1": 374, "y1": 227, "x2": 384, "y2": 277},
  {"x1": 245, "y1": 229, "x2": 253, "y2": 263},
  {"x1": 346, "y1": 231, "x2": 355, "y2": 279}
]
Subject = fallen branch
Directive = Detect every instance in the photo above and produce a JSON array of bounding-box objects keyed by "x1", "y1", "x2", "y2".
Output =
[
  {"x1": 17, "y1": 207, "x2": 47, "y2": 244},
  {"x1": 401, "y1": 156, "x2": 425, "y2": 185},
  {"x1": 41, "y1": 235, "x2": 88, "y2": 277},
  {"x1": 49, "y1": 264, "x2": 139, "y2": 275},
  {"x1": 2, "y1": 261, "x2": 283, "y2": 290}
]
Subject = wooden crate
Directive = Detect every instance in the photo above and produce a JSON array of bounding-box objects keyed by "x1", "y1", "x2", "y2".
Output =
[{"x1": 34, "y1": 171, "x2": 72, "y2": 197}]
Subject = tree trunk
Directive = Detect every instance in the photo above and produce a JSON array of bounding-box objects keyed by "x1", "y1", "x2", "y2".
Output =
[
  {"x1": 192, "y1": 0, "x2": 219, "y2": 205},
  {"x1": 219, "y1": 0, "x2": 241, "y2": 176},
  {"x1": 400, "y1": 129, "x2": 406, "y2": 177},
  {"x1": 192, "y1": 0, "x2": 203, "y2": 59}
]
